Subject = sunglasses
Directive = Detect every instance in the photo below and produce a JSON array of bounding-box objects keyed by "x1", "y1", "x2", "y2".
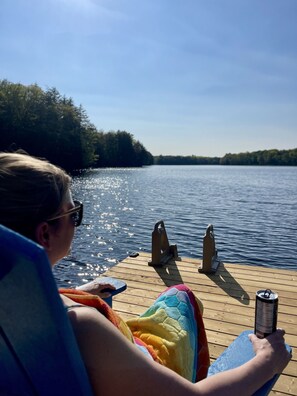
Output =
[{"x1": 47, "y1": 200, "x2": 83, "y2": 227}]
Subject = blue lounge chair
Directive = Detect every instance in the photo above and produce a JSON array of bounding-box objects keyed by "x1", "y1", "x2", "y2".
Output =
[
  {"x1": 0, "y1": 224, "x2": 93, "y2": 396},
  {"x1": 208, "y1": 329, "x2": 291, "y2": 395}
]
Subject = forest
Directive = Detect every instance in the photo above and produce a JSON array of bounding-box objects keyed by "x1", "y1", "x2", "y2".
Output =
[
  {"x1": 1, "y1": 80, "x2": 296, "y2": 169},
  {"x1": 154, "y1": 149, "x2": 297, "y2": 166},
  {"x1": 154, "y1": 155, "x2": 220, "y2": 165},
  {"x1": 0, "y1": 80, "x2": 153, "y2": 170},
  {"x1": 219, "y1": 149, "x2": 297, "y2": 166}
]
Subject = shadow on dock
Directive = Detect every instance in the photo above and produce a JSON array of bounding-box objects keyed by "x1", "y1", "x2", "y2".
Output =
[
  {"x1": 153, "y1": 260, "x2": 184, "y2": 287},
  {"x1": 153, "y1": 260, "x2": 250, "y2": 306},
  {"x1": 206, "y1": 263, "x2": 250, "y2": 305}
]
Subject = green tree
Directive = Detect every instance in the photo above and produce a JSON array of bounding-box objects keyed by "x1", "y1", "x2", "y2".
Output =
[{"x1": 0, "y1": 80, "x2": 120, "y2": 170}]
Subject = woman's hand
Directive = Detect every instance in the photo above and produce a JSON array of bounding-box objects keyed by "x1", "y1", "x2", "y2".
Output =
[
  {"x1": 249, "y1": 329, "x2": 292, "y2": 375},
  {"x1": 76, "y1": 280, "x2": 116, "y2": 298}
]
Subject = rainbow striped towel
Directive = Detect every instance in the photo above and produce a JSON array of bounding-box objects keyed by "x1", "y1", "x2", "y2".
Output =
[{"x1": 60, "y1": 284, "x2": 210, "y2": 382}]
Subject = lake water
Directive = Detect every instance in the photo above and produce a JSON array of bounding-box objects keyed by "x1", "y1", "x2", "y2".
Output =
[{"x1": 54, "y1": 165, "x2": 297, "y2": 288}]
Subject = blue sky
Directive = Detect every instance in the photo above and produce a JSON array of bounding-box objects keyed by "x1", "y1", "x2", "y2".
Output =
[{"x1": 1, "y1": 0, "x2": 296, "y2": 156}]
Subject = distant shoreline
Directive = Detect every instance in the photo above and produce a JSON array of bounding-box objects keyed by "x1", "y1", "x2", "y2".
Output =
[{"x1": 154, "y1": 148, "x2": 297, "y2": 166}]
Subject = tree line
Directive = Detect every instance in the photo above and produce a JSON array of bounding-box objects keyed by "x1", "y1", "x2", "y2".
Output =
[
  {"x1": 219, "y1": 149, "x2": 297, "y2": 166},
  {"x1": 154, "y1": 155, "x2": 220, "y2": 165},
  {"x1": 0, "y1": 80, "x2": 153, "y2": 171},
  {"x1": 154, "y1": 149, "x2": 297, "y2": 166},
  {"x1": 1, "y1": 80, "x2": 296, "y2": 169}
]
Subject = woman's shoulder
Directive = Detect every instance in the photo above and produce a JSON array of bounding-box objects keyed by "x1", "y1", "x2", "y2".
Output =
[{"x1": 60, "y1": 293, "x2": 104, "y2": 322}]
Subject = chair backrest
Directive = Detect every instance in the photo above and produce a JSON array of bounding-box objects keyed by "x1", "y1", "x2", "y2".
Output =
[{"x1": 0, "y1": 225, "x2": 93, "y2": 396}]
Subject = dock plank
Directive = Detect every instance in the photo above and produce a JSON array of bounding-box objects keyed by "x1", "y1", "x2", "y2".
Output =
[{"x1": 104, "y1": 252, "x2": 297, "y2": 395}]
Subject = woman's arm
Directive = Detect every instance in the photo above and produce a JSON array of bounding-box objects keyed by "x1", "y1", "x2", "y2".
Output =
[
  {"x1": 67, "y1": 307, "x2": 291, "y2": 396},
  {"x1": 196, "y1": 330, "x2": 290, "y2": 395}
]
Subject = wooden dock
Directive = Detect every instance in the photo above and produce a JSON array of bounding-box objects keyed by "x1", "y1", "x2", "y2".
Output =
[{"x1": 104, "y1": 252, "x2": 297, "y2": 395}]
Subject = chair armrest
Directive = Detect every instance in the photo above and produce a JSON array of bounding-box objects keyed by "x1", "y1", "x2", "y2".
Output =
[
  {"x1": 95, "y1": 276, "x2": 127, "y2": 307},
  {"x1": 207, "y1": 330, "x2": 291, "y2": 396}
]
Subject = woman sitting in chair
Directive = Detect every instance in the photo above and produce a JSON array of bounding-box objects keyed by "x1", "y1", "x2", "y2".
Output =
[{"x1": 0, "y1": 151, "x2": 291, "y2": 396}]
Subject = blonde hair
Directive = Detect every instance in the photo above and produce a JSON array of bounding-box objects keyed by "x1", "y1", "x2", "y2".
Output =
[{"x1": 0, "y1": 152, "x2": 71, "y2": 240}]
